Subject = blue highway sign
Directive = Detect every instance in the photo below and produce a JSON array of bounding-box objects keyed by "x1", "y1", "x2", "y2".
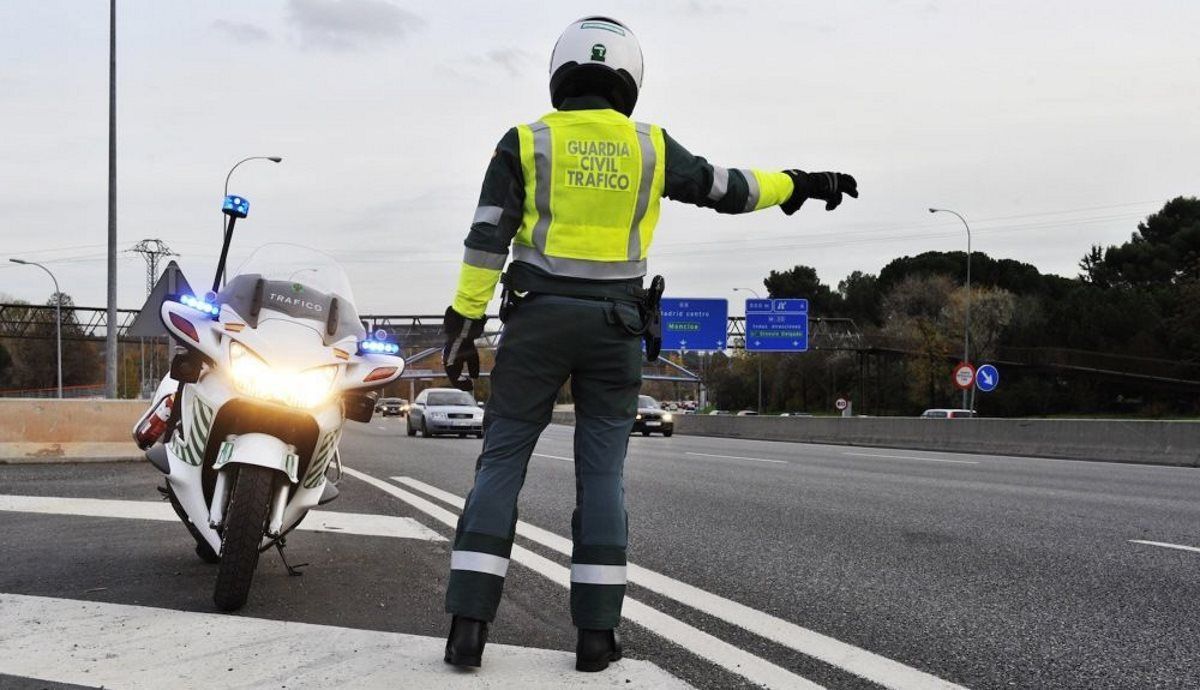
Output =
[
  {"x1": 745, "y1": 298, "x2": 809, "y2": 352},
  {"x1": 660, "y1": 298, "x2": 729, "y2": 351},
  {"x1": 975, "y1": 364, "x2": 1000, "y2": 392}
]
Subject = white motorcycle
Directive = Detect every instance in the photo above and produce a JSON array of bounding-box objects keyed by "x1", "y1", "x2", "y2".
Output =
[{"x1": 134, "y1": 196, "x2": 404, "y2": 611}]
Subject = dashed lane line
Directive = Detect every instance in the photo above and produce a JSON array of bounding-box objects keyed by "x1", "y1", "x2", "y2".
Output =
[
  {"x1": 1129, "y1": 539, "x2": 1200, "y2": 554},
  {"x1": 0, "y1": 593, "x2": 687, "y2": 688},
  {"x1": 340, "y1": 467, "x2": 819, "y2": 690},
  {"x1": 532, "y1": 452, "x2": 574, "y2": 462},
  {"x1": 842, "y1": 452, "x2": 980, "y2": 465},
  {"x1": 0, "y1": 494, "x2": 445, "y2": 542},
  {"x1": 685, "y1": 452, "x2": 788, "y2": 465},
  {"x1": 390, "y1": 474, "x2": 967, "y2": 690}
]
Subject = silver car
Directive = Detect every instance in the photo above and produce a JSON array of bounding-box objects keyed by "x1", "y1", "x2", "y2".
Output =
[{"x1": 407, "y1": 388, "x2": 484, "y2": 438}]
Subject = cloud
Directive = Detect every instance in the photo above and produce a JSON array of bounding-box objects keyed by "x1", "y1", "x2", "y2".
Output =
[
  {"x1": 484, "y1": 48, "x2": 537, "y2": 77},
  {"x1": 441, "y1": 48, "x2": 538, "y2": 82},
  {"x1": 286, "y1": 0, "x2": 424, "y2": 51},
  {"x1": 682, "y1": 0, "x2": 742, "y2": 17},
  {"x1": 211, "y1": 19, "x2": 272, "y2": 43}
]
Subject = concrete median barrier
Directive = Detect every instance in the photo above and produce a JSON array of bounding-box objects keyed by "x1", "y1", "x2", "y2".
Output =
[
  {"x1": 551, "y1": 411, "x2": 1200, "y2": 466},
  {"x1": 0, "y1": 399, "x2": 145, "y2": 463}
]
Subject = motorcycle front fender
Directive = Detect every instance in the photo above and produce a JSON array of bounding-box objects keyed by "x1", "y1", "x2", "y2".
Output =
[{"x1": 213, "y1": 432, "x2": 299, "y2": 484}]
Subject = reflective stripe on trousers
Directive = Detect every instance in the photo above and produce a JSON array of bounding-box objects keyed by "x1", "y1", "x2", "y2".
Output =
[
  {"x1": 571, "y1": 563, "x2": 627, "y2": 585},
  {"x1": 451, "y1": 550, "x2": 510, "y2": 578}
]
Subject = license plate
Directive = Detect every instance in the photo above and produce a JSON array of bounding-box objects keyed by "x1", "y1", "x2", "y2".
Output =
[
  {"x1": 453, "y1": 420, "x2": 474, "y2": 426},
  {"x1": 646, "y1": 421, "x2": 661, "y2": 427}
]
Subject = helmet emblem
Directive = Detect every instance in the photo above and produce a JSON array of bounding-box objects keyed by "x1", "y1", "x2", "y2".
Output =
[{"x1": 590, "y1": 43, "x2": 607, "y2": 62}]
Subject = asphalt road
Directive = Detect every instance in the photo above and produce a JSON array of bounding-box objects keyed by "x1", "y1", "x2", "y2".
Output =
[{"x1": 3, "y1": 418, "x2": 1200, "y2": 688}]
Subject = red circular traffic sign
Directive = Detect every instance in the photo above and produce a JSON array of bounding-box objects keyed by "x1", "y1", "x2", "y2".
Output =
[
  {"x1": 953, "y1": 362, "x2": 975, "y2": 390},
  {"x1": 835, "y1": 398, "x2": 849, "y2": 411}
]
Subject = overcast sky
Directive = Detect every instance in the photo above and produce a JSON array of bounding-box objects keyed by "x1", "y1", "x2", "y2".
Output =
[{"x1": 1, "y1": 0, "x2": 1197, "y2": 315}]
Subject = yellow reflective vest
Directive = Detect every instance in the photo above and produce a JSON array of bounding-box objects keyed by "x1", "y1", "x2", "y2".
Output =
[{"x1": 452, "y1": 109, "x2": 795, "y2": 318}]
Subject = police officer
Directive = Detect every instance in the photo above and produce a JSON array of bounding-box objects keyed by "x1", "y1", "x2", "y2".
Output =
[{"x1": 441, "y1": 16, "x2": 858, "y2": 672}]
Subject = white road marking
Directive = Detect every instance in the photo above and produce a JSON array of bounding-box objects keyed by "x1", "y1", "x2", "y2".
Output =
[
  {"x1": 0, "y1": 494, "x2": 445, "y2": 542},
  {"x1": 389, "y1": 474, "x2": 965, "y2": 690},
  {"x1": 686, "y1": 451, "x2": 788, "y2": 465},
  {"x1": 532, "y1": 452, "x2": 573, "y2": 462},
  {"x1": 1129, "y1": 539, "x2": 1200, "y2": 554},
  {"x1": 0, "y1": 593, "x2": 686, "y2": 689},
  {"x1": 340, "y1": 467, "x2": 819, "y2": 690},
  {"x1": 843, "y1": 452, "x2": 980, "y2": 465}
]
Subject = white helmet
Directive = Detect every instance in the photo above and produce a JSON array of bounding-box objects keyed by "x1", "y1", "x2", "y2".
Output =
[{"x1": 549, "y1": 17, "x2": 643, "y2": 116}]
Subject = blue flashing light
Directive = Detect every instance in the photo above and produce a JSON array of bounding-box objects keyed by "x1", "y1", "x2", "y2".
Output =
[
  {"x1": 222, "y1": 195, "x2": 250, "y2": 219},
  {"x1": 359, "y1": 339, "x2": 399, "y2": 355},
  {"x1": 180, "y1": 294, "x2": 220, "y2": 318}
]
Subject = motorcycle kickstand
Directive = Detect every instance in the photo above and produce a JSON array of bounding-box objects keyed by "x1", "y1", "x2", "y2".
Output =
[{"x1": 274, "y1": 538, "x2": 308, "y2": 577}]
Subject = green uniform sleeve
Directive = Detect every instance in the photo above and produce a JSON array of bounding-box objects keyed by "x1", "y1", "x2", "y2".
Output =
[
  {"x1": 452, "y1": 128, "x2": 525, "y2": 319},
  {"x1": 660, "y1": 130, "x2": 795, "y2": 214}
]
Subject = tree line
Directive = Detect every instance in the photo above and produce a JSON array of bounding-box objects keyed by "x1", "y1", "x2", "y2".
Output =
[
  {"x1": 0, "y1": 294, "x2": 102, "y2": 393},
  {"x1": 702, "y1": 197, "x2": 1200, "y2": 416}
]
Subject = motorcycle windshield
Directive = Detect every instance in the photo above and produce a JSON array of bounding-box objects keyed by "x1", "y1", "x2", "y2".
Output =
[{"x1": 218, "y1": 244, "x2": 365, "y2": 345}]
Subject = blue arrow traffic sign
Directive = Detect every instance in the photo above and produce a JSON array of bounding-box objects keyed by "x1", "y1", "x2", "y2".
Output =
[
  {"x1": 975, "y1": 364, "x2": 1000, "y2": 392},
  {"x1": 745, "y1": 298, "x2": 808, "y2": 352},
  {"x1": 660, "y1": 298, "x2": 728, "y2": 351}
]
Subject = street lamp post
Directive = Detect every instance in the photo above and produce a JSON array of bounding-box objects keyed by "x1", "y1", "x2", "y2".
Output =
[
  {"x1": 225, "y1": 156, "x2": 282, "y2": 198},
  {"x1": 216, "y1": 156, "x2": 282, "y2": 289},
  {"x1": 929, "y1": 208, "x2": 972, "y2": 411},
  {"x1": 11, "y1": 259, "x2": 63, "y2": 398},
  {"x1": 105, "y1": 0, "x2": 117, "y2": 399},
  {"x1": 733, "y1": 287, "x2": 764, "y2": 413}
]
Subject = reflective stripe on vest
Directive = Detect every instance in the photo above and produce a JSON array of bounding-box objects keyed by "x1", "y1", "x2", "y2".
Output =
[{"x1": 515, "y1": 111, "x2": 665, "y2": 281}]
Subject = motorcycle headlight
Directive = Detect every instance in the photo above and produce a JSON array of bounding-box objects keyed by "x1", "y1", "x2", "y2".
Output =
[{"x1": 229, "y1": 341, "x2": 338, "y2": 409}]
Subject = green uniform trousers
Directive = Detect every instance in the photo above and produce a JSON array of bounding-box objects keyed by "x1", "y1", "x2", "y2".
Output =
[{"x1": 444, "y1": 295, "x2": 642, "y2": 629}]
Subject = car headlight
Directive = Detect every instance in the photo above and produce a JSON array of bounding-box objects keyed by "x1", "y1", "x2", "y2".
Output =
[
  {"x1": 662, "y1": 413, "x2": 673, "y2": 422},
  {"x1": 636, "y1": 413, "x2": 643, "y2": 420},
  {"x1": 229, "y1": 341, "x2": 338, "y2": 409}
]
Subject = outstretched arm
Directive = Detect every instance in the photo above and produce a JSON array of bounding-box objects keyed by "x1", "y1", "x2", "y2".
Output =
[{"x1": 662, "y1": 130, "x2": 857, "y2": 215}]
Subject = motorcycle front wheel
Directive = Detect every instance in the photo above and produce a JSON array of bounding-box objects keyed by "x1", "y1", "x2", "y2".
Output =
[{"x1": 213, "y1": 465, "x2": 275, "y2": 612}]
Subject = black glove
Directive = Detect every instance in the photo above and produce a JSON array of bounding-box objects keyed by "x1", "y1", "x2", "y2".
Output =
[
  {"x1": 442, "y1": 307, "x2": 486, "y2": 392},
  {"x1": 779, "y1": 170, "x2": 859, "y2": 215}
]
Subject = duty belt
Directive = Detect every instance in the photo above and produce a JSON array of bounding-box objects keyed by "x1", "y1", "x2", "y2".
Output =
[
  {"x1": 500, "y1": 269, "x2": 645, "y2": 303},
  {"x1": 498, "y1": 268, "x2": 665, "y2": 363}
]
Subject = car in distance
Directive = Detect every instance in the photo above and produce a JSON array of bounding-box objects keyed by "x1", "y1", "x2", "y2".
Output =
[
  {"x1": 407, "y1": 388, "x2": 484, "y2": 438},
  {"x1": 633, "y1": 395, "x2": 674, "y2": 437},
  {"x1": 920, "y1": 408, "x2": 977, "y2": 419},
  {"x1": 378, "y1": 397, "x2": 407, "y2": 416}
]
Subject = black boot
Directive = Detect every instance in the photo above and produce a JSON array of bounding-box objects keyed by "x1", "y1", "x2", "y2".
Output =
[
  {"x1": 576, "y1": 628, "x2": 622, "y2": 672},
  {"x1": 444, "y1": 616, "x2": 488, "y2": 668}
]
